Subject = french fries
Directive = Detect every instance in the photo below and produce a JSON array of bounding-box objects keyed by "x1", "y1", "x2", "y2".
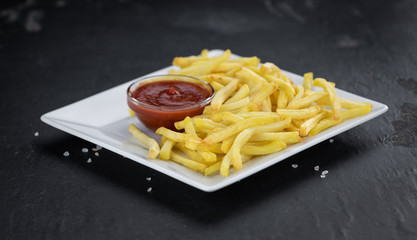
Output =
[
  {"x1": 128, "y1": 124, "x2": 160, "y2": 159},
  {"x1": 128, "y1": 49, "x2": 373, "y2": 177}
]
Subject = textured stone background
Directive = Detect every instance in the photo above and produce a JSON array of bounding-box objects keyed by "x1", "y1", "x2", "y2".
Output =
[{"x1": 1, "y1": 0, "x2": 416, "y2": 239}]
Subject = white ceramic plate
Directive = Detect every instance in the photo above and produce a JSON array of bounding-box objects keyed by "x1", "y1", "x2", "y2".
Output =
[{"x1": 41, "y1": 50, "x2": 388, "y2": 192}]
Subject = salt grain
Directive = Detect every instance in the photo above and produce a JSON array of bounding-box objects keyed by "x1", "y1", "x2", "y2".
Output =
[
  {"x1": 147, "y1": 187, "x2": 152, "y2": 192},
  {"x1": 292, "y1": 164, "x2": 298, "y2": 168},
  {"x1": 322, "y1": 170, "x2": 329, "y2": 175},
  {"x1": 96, "y1": 145, "x2": 102, "y2": 150},
  {"x1": 34, "y1": 131, "x2": 39, "y2": 137},
  {"x1": 63, "y1": 151, "x2": 70, "y2": 157},
  {"x1": 87, "y1": 158, "x2": 92, "y2": 163},
  {"x1": 314, "y1": 166, "x2": 320, "y2": 171},
  {"x1": 146, "y1": 177, "x2": 152, "y2": 181},
  {"x1": 81, "y1": 148, "x2": 88, "y2": 153},
  {"x1": 95, "y1": 152, "x2": 99, "y2": 157},
  {"x1": 329, "y1": 139, "x2": 334, "y2": 143},
  {"x1": 320, "y1": 174, "x2": 326, "y2": 178}
]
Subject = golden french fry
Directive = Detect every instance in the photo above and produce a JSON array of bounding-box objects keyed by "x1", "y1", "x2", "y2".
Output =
[
  {"x1": 159, "y1": 138, "x2": 175, "y2": 160},
  {"x1": 171, "y1": 49, "x2": 209, "y2": 68},
  {"x1": 249, "y1": 82, "x2": 277, "y2": 111},
  {"x1": 341, "y1": 103, "x2": 372, "y2": 120},
  {"x1": 278, "y1": 72, "x2": 293, "y2": 85},
  {"x1": 313, "y1": 78, "x2": 341, "y2": 120},
  {"x1": 183, "y1": 116, "x2": 198, "y2": 137},
  {"x1": 174, "y1": 115, "x2": 208, "y2": 130},
  {"x1": 198, "y1": 151, "x2": 217, "y2": 163},
  {"x1": 285, "y1": 123, "x2": 300, "y2": 132},
  {"x1": 303, "y1": 72, "x2": 313, "y2": 92},
  {"x1": 277, "y1": 89, "x2": 288, "y2": 109},
  {"x1": 128, "y1": 108, "x2": 136, "y2": 117},
  {"x1": 128, "y1": 124, "x2": 160, "y2": 159},
  {"x1": 339, "y1": 97, "x2": 371, "y2": 109},
  {"x1": 204, "y1": 97, "x2": 250, "y2": 114},
  {"x1": 155, "y1": 127, "x2": 200, "y2": 143},
  {"x1": 175, "y1": 143, "x2": 204, "y2": 163},
  {"x1": 261, "y1": 98, "x2": 272, "y2": 112},
  {"x1": 214, "y1": 111, "x2": 245, "y2": 124},
  {"x1": 211, "y1": 78, "x2": 239, "y2": 110},
  {"x1": 276, "y1": 106, "x2": 321, "y2": 119},
  {"x1": 250, "y1": 117, "x2": 291, "y2": 133},
  {"x1": 288, "y1": 91, "x2": 327, "y2": 109},
  {"x1": 203, "y1": 115, "x2": 278, "y2": 145},
  {"x1": 210, "y1": 81, "x2": 225, "y2": 91},
  {"x1": 221, "y1": 135, "x2": 236, "y2": 153},
  {"x1": 221, "y1": 117, "x2": 291, "y2": 175},
  {"x1": 260, "y1": 62, "x2": 281, "y2": 76},
  {"x1": 225, "y1": 84, "x2": 250, "y2": 104},
  {"x1": 177, "y1": 142, "x2": 220, "y2": 165},
  {"x1": 250, "y1": 132, "x2": 302, "y2": 144},
  {"x1": 291, "y1": 119, "x2": 303, "y2": 128},
  {"x1": 287, "y1": 85, "x2": 304, "y2": 109},
  {"x1": 193, "y1": 118, "x2": 227, "y2": 132},
  {"x1": 263, "y1": 74, "x2": 295, "y2": 99},
  {"x1": 237, "y1": 112, "x2": 278, "y2": 118},
  {"x1": 308, "y1": 118, "x2": 343, "y2": 136},
  {"x1": 209, "y1": 75, "x2": 237, "y2": 85},
  {"x1": 246, "y1": 66, "x2": 262, "y2": 74},
  {"x1": 235, "y1": 67, "x2": 268, "y2": 88},
  {"x1": 204, "y1": 161, "x2": 222, "y2": 176},
  {"x1": 299, "y1": 111, "x2": 327, "y2": 136},
  {"x1": 228, "y1": 56, "x2": 260, "y2": 66},
  {"x1": 170, "y1": 151, "x2": 207, "y2": 173},
  {"x1": 172, "y1": 56, "x2": 209, "y2": 68},
  {"x1": 241, "y1": 140, "x2": 287, "y2": 155},
  {"x1": 194, "y1": 142, "x2": 224, "y2": 154},
  {"x1": 315, "y1": 96, "x2": 368, "y2": 110},
  {"x1": 221, "y1": 128, "x2": 254, "y2": 176},
  {"x1": 205, "y1": 154, "x2": 252, "y2": 176},
  {"x1": 171, "y1": 49, "x2": 231, "y2": 77},
  {"x1": 200, "y1": 49, "x2": 209, "y2": 57},
  {"x1": 213, "y1": 62, "x2": 243, "y2": 73}
]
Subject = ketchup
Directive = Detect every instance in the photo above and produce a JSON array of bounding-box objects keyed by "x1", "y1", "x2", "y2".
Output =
[
  {"x1": 128, "y1": 80, "x2": 213, "y2": 131},
  {"x1": 132, "y1": 81, "x2": 211, "y2": 108}
]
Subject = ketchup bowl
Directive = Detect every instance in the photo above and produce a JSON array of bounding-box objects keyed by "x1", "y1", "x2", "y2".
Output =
[{"x1": 127, "y1": 74, "x2": 215, "y2": 131}]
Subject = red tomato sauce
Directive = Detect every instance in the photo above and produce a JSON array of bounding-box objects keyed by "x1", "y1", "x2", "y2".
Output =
[
  {"x1": 132, "y1": 81, "x2": 211, "y2": 108},
  {"x1": 128, "y1": 80, "x2": 212, "y2": 130}
]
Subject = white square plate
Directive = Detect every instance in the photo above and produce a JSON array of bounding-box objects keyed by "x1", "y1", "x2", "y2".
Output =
[{"x1": 41, "y1": 50, "x2": 388, "y2": 192}]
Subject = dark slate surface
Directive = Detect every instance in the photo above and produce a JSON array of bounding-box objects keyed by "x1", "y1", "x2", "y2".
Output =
[{"x1": 1, "y1": 0, "x2": 417, "y2": 239}]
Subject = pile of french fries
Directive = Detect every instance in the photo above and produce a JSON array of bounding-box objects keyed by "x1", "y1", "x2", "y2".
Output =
[{"x1": 128, "y1": 49, "x2": 372, "y2": 176}]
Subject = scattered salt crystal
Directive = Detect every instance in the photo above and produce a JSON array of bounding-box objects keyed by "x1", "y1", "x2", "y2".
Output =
[
  {"x1": 322, "y1": 170, "x2": 329, "y2": 175},
  {"x1": 329, "y1": 139, "x2": 334, "y2": 143},
  {"x1": 320, "y1": 174, "x2": 326, "y2": 178},
  {"x1": 63, "y1": 151, "x2": 70, "y2": 157},
  {"x1": 292, "y1": 164, "x2": 298, "y2": 168},
  {"x1": 87, "y1": 158, "x2": 92, "y2": 163},
  {"x1": 81, "y1": 148, "x2": 88, "y2": 153},
  {"x1": 147, "y1": 187, "x2": 152, "y2": 192},
  {"x1": 96, "y1": 145, "x2": 102, "y2": 150},
  {"x1": 146, "y1": 177, "x2": 152, "y2": 181},
  {"x1": 34, "y1": 131, "x2": 39, "y2": 137},
  {"x1": 95, "y1": 152, "x2": 99, "y2": 157},
  {"x1": 314, "y1": 166, "x2": 320, "y2": 171}
]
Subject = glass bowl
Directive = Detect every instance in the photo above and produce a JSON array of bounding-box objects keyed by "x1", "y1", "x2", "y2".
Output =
[{"x1": 127, "y1": 74, "x2": 214, "y2": 131}]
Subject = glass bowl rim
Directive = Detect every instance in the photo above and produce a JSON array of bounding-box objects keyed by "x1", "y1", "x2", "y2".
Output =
[{"x1": 127, "y1": 74, "x2": 215, "y2": 112}]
